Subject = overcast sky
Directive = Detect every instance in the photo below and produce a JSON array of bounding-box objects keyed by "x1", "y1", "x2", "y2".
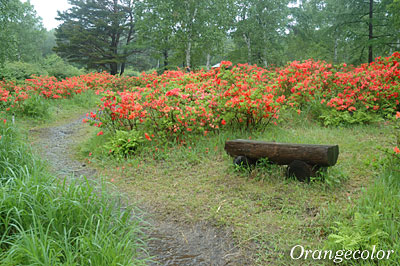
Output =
[{"x1": 23, "y1": 0, "x2": 71, "y2": 30}]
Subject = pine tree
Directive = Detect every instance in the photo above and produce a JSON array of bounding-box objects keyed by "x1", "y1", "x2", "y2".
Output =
[{"x1": 55, "y1": 0, "x2": 137, "y2": 75}]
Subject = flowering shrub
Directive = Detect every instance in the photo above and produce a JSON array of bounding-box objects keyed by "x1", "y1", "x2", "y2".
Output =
[
  {"x1": 0, "y1": 53, "x2": 399, "y2": 146},
  {"x1": 278, "y1": 53, "x2": 400, "y2": 123},
  {"x1": 87, "y1": 63, "x2": 284, "y2": 144}
]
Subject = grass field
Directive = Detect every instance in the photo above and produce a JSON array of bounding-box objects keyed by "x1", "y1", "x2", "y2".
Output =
[{"x1": 77, "y1": 106, "x2": 396, "y2": 265}]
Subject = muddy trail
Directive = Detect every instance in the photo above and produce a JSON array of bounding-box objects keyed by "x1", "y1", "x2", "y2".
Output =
[{"x1": 31, "y1": 116, "x2": 248, "y2": 266}]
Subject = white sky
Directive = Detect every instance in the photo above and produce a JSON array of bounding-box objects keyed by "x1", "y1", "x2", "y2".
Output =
[{"x1": 22, "y1": 0, "x2": 71, "y2": 30}]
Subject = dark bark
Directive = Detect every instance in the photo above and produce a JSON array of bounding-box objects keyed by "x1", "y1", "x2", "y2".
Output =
[
  {"x1": 368, "y1": 0, "x2": 373, "y2": 63},
  {"x1": 225, "y1": 139, "x2": 339, "y2": 167},
  {"x1": 120, "y1": 0, "x2": 135, "y2": 76},
  {"x1": 110, "y1": 62, "x2": 118, "y2": 75},
  {"x1": 120, "y1": 62, "x2": 126, "y2": 75},
  {"x1": 286, "y1": 160, "x2": 317, "y2": 182},
  {"x1": 163, "y1": 49, "x2": 168, "y2": 70}
]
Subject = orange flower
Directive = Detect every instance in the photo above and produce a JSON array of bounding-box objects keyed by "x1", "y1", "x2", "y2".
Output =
[
  {"x1": 396, "y1": 112, "x2": 400, "y2": 119},
  {"x1": 145, "y1": 133, "x2": 152, "y2": 141},
  {"x1": 394, "y1": 146, "x2": 400, "y2": 154},
  {"x1": 97, "y1": 131, "x2": 104, "y2": 136}
]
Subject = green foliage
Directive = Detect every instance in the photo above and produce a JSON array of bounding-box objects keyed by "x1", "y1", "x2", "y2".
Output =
[
  {"x1": 123, "y1": 67, "x2": 142, "y2": 77},
  {"x1": 310, "y1": 167, "x2": 348, "y2": 187},
  {"x1": 62, "y1": 90, "x2": 99, "y2": 109},
  {"x1": 18, "y1": 93, "x2": 50, "y2": 118},
  {"x1": 136, "y1": 0, "x2": 235, "y2": 70},
  {"x1": 42, "y1": 29, "x2": 56, "y2": 57},
  {"x1": 0, "y1": 61, "x2": 48, "y2": 80},
  {"x1": 42, "y1": 54, "x2": 85, "y2": 79},
  {"x1": 0, "y1": 56, "x2": 84, "y2": 81},
  {"x1": 325, "y1": 157, "x2": 400, "y2": 264},
  {"x1": 55, "y1": 0, "x2": 137, "y2": 75},
  {"x1": 319, "y1": 109, "x2": 382, "y2": 126},
  {"x1": 232, "y1": 0, "x2": 290, "y2": 66},
  {"x1": 0, "y1": 0, "x2": 45, "y2": 65},
  {"x1": 0, "y1": 120, "x2": 147, "y2": 265},
  {"x1": 105, "y1": 130, "x2": 144, "y2": 158}
]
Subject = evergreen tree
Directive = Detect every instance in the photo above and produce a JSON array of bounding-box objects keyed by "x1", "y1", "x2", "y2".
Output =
[{"x1": 55, "y1": 0, "x2": 137, "y2": 75}]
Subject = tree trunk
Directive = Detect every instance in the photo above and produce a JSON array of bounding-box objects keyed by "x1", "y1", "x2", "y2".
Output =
[
  {"x1": 206, "y1": 53, "x2": 211, "y2": 70},
  {"x1": 120, "y1": 0, "x2": 135, "y2": 76},
  {"x1": 110, "y1": 63, "x2": 118, "y2": 75},
  {"x1": 163, "y1": 49, "x2": 168, "y2": 70},
  {"x1": 263, "y1": 55, "x2": 268, "y2": 68},
  {"x1": 186, "y1": 40, "x2": 191, "y2": 70},
  {"x1": 368, "y1": 0, "x2": 373, "y2": 63},
  {"x1": 334, "y1": 36, "x2": 338, "y2": 64},
  {"x1": 262, "y1": 46, "x2": 268, "y2": 67},
  {"x1": 243, "y1": 33, "x2": 252, "y2": 64},
  {"x1": 225, "y1": 139, "x2": 339, "y2": 166},
  {"x1": 120, "y1": 62, "x2": 126, "y2": 75},
  {"x1": 185, "y1": 6, "x2": 197, "y2": 71}
]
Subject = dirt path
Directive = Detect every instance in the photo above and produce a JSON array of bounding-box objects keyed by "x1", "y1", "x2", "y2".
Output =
[{"x1": 31, "y1": 116, "x2": 248, "y2": 266}]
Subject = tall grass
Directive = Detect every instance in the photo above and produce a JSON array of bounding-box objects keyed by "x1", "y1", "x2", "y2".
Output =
[
  {"x1": 325, "y1": 157, "x2": 400, "y2": 265},
  {"x1": 0, "y1": 123, "x2": 148, "y2": 265}
]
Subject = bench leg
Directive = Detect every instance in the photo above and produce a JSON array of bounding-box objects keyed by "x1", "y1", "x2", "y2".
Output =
[
  {"x1": 233, "y1": 156, "x2": 257, "y2": 167},
  {"x1": 286, "y1": 160, "x2": 316, "y2": 182}
]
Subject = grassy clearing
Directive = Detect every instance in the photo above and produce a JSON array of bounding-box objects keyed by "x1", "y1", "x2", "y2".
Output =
[
  {"x1": 0, "y1": 107, "x2": 148, "y2": 265},
  {"x1": 78, "y1": 109, "x2": 395, "y2": 265},
  {"x1": 6, "y1": 90, "x2": 100, "y2": 130}
]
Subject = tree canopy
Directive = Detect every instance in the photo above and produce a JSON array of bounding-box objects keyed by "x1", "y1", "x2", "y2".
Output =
[
  {"x1": 0, "y1": 0, "x2": 45, "y2": 65},
  {"x1": 55, "y1": 0, "x2": 137, "y2": 75},
  {"x1": 2, "y1": 0, "x2": 400, "y2": 73}
]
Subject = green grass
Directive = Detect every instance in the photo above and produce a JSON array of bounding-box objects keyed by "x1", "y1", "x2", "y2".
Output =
[
  {"x1": 0, "y1": 120, "x2": 148, "y2": 265},
  {"x1": 325, "y1": 157, "x2": 400, "y2": 265},
  {"x1": 77, "y1": 109, "x2": 396, "y2": 265},
  {"x1": 6, "y1": 90, "x2": 100, "y2": 129},
  {"x1": 8, "y1": 94, "x2": 395, "y2": 265}
]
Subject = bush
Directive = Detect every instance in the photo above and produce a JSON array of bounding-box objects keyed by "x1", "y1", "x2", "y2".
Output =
[
  {"x1": 104, "y1": 129, "x2": 144, "y2": 158},
  {"x1": 42, "y1": 54, "x2": 85, "y2": 79},
  {"x1": 18, "y1": 93, "x2": 50, "y2": 118},
  {"x1": 0, "y1": 61, "x2": 48, "y2": 80},
  {"x1": 318, "y1": 108, "x2": 382, "y2": 127},
  {"x1": 123, "y1": 67, "x2": 142, "y2": 77},
  {"x1": 0, "y1": 56, "x2": 85, "y2": 81}
]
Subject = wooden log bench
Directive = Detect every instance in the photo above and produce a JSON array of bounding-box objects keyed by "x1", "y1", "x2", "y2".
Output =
[{"x1": 224, "y1": 139, "x2": 339, "y2": 181}]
